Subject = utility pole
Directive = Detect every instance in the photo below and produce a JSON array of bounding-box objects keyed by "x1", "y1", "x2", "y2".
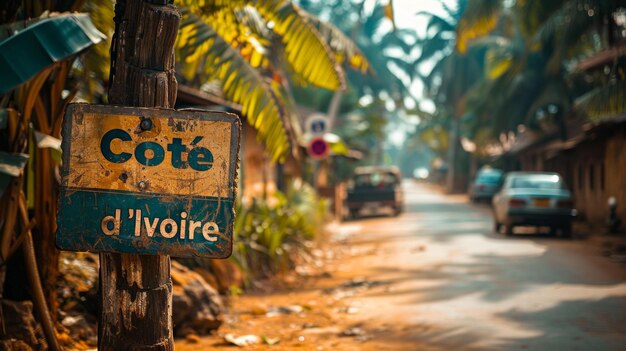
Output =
[{"x1": 99, "y1": 0, "x2": 179, "y2": 349}]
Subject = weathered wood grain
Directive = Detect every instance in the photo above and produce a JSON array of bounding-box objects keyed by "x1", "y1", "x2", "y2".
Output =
[{"x1": 99, "y1": 0, "x2": 179, "y2": 350}]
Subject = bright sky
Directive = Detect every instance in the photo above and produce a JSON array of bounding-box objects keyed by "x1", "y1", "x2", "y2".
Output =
[
  {"x1": 394, "y1": 0, "x2": 452, "y2": 35},
  {"x1": 396, "y1": 0, "x2": 456, "y2": 112}
]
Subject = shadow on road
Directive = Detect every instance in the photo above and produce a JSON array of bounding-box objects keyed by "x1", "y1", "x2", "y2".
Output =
[{"x1": 331, "y1": 184, "x2": 626, "y2": 350}]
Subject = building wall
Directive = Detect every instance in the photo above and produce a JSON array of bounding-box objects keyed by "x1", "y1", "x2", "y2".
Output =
[
  {"x1": 240, "y1": 124, "x2": 277, "y2": 204},
  {"x1": 239, "y1": 124, "x2": 302, "y2": 204},
  {"x1": 557, "y1": 125, "x2": 626, "y2": 228},
  {"x1": 568, "y1": 139, "x2": 606, "y2": 224},
  {"x1": 603, "y1": 126, "x2": 626, "y2": 227}
]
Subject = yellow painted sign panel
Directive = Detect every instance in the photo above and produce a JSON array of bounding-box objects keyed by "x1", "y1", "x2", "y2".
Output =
[
  {"x1": 56, "y1": 104, "x2": 241, "y2": 258},
  {"x1": 67, "y1": 110, "x2": 233, "y2": 197}
]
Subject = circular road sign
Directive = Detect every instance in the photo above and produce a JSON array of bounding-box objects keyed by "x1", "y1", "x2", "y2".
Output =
[
  {"x1": 307, "y1": 137, "x2": 330, "y2": 159},
  {"x1": 305, "y1": 114, "x2": 328, "y2": 135}
]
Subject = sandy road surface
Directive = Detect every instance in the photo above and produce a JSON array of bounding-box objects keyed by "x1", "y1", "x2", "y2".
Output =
[{"x1": 178, "y1": 181, "x2": 626, "y2": 351}]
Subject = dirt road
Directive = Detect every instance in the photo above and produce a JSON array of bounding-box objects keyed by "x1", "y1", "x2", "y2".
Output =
[{"x1": 177, "y1": 181, "x2": 626, "y2": 351}]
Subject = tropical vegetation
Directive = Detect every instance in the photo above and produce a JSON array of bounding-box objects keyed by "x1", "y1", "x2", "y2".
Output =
[
  {"x1": 411, "y1": 0, "x2": 626, "y2": 189},
  {"x1": 295, "y1": 0, "x2": 419, "y2": 168},
  {"x1": 174, "y1": 0, "x2": 371, "y2": 162},
  {"x1": 0, "y1": 0, "x2": 372, "y2": 348},
  {"x1": 231, "y1": 180, "x2": 327, "y2": 284}
]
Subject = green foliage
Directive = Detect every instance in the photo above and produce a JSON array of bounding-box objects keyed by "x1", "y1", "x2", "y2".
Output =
[
  {"x1": 231, "y1": 180, "x2": 327, "y2": 285},
  {"x1": 456, "y1": 0, "x2": 501, "y2": 53},
  {"x1": 176, "y1": 0, "x2": 370, "y2": 162},
  {"x1": 299, "y1": 0, "x2": 417, "y2": 103},
  {"x1": 439, "y1": 0, "x2": 626, "y2": 155},
  {"x1": 76, "y1": 0, "x2": 114, "y2": 103},
  {"x1": 177, "y1": 8, "x2": 293, "y2": 162}
]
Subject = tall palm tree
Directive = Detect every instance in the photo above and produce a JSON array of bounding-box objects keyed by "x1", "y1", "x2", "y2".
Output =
[
  {"x1": 458, "y1": 0, "x2": 626, "y2": 140},
  {"x1": 298, "y1": 0, "x2": 417, "y2": 107},
  {"x1": 413, "y1": 0, "x2": 486, "y2": 191}
]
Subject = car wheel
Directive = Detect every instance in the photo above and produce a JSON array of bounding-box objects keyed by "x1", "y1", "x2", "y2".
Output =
[
  {"x1": 560, "y1": 224, "x2": 572, "y2": 238},
  {"x1": 392, "y1": 206, "x2": 402, "y2": 217},
  {"x1": 502, "y1": 223, "x2": 513, "y2": 236},
  {"x1": 549, "y1": 226, "x2": 559, "y2": 236},
  {"x1": 350, "y1": 209, "x2": 359, "y2": 219}
]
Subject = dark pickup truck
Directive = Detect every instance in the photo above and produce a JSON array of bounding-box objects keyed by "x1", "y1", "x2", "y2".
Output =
[{"x1": 345, "y1": 166, "x2": 404, "y2": 218}]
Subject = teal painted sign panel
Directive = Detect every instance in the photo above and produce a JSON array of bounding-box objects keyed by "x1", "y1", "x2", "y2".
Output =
[{"x1": 56, "y1": 104, "x2": 241, "y2": 258}]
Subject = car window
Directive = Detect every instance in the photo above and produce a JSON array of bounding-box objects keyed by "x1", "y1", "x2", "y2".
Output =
[
  {"x1": 509, "y1": 175, "x2": 565, "y2": 189},
  {"x1": 354, "y1": 172, "x2": 397, "y2": 187},
  {"x1": 476, "y1": 173, "x2": 502, "y2": 184}
]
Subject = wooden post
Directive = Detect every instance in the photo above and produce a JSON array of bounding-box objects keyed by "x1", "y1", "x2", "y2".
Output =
[{"x1": 99, "y1": 0, "x2": 179, "y2": 350}]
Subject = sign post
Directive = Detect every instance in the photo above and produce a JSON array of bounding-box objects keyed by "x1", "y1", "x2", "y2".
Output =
[
  {"x1": 103, "y1": 1, "x2": 177, "y2": 349},
  {"x1": 58, "y1": 1, "x2": 237, "y2": 349}
]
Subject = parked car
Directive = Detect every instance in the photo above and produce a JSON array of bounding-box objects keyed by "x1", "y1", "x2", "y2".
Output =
[
  {"x1": 492, "y1": 172, "x2": 577, "y2": 236},
  {"x1": 469, "y1": 167, "x2": 504, "y2": 202},
  {"x1": 345, "y1": 166, "x2": 404, "y2": 218},
  {"x1": 412, "y1": 167, "x2": 430, "y2": 181}
]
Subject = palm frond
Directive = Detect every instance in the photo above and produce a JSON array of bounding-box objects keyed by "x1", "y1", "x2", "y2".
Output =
[
  {"x1": 362, "y1": 3, "x2": 387, "y2": 39},
  {"x1": 256, "y1": 0, "x2": 345, "y2": 90},
  {"x1": 387, "y1": 56, "x2": 414, "y2": 80},
  {"x1": 380, "y1": 31, "x2": 415, "y2": 55},
  {"x1": 305, "y1": 14, "x2": 370, "y2": 74},
  {"x1": 417, "y1": 56, "x2": 448, "y2": 94},
  {"x1": 236, "y1": 5, "x2": 272, "y2": 39},
  {"x1": 177, "y1": 10, "x2": 292, "y2": 161},
  {"x1": 576, "y1": 80, "x2": 626, "y2": 122},
  {"x1": 201, "y1": 6, "x2": 271, "y2": 70},
  {"x1": 423, "y1": 13, "x2": 456, "y2": 34},
  {"x1": 485, "y1": 46, "x2": 513, "y2": 79},
  {"x1": 531, "y1": 0, "x2": 616, "y2": 74},
  {"x1": 179, "y1": 0, "x2": 346, "y2": 90},
  {"x1": 456, "y1": 0, "x2": 502, "y2": 53},
  {"x1": 531, "y1": 0, "x2": 626, "y2": 45},
  {"x1": 516, "y1": 0, "x2": 564, "y2": 38},
  {"x1": 442, "y1": 0, "x2": 466, "y2": 21},
  {"x1": 415, "y1": 32, "x2": 452, "y2": 64}
]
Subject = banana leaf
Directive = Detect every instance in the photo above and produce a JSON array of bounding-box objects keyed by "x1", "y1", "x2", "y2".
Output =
[
  {"x1": 0, "y1": 13, "x2": 105, "y2": 94},
  {"x1": 33, "y1": 130, "x2": 62, "y2": 162},
  {"x1": 0, "y1": 151, "x2": 29, "y2": 196}
]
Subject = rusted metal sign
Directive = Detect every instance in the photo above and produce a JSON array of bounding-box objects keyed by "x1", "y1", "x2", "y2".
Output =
[{"x1": 56, "y1": 104, "x2": 240, "y2": 258}]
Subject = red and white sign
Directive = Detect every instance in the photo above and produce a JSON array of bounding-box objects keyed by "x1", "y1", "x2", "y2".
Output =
[{"x1": 307, "y1": 136, "x2": 330, "y2": 159}]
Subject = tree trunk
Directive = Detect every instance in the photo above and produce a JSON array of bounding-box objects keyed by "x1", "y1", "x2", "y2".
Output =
[
  {"x1": 99, "y1": 1, "x2": 179, "y2": 350},
  {"x1": 326, "y1": 89, "x2": 343, "y2": 130},
  {"x1": 446, "y1": 116, "x2": 459, "y2": 193}
]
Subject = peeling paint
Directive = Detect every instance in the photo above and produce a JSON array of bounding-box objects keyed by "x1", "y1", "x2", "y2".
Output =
[{"x1": 56, "y1": 104, "x2": 241, "y2": 258}]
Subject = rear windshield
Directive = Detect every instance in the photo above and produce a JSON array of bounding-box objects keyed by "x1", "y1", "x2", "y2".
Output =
[
  {"x1": 477, "y1": 173, "x2": 503, "y2": 184},
  {"x1": 354, "y1": 172, "x2": 398, "y2": 187},
  {"x1": 509, "y1": 175, "x2": 565, "y2": 189}
]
